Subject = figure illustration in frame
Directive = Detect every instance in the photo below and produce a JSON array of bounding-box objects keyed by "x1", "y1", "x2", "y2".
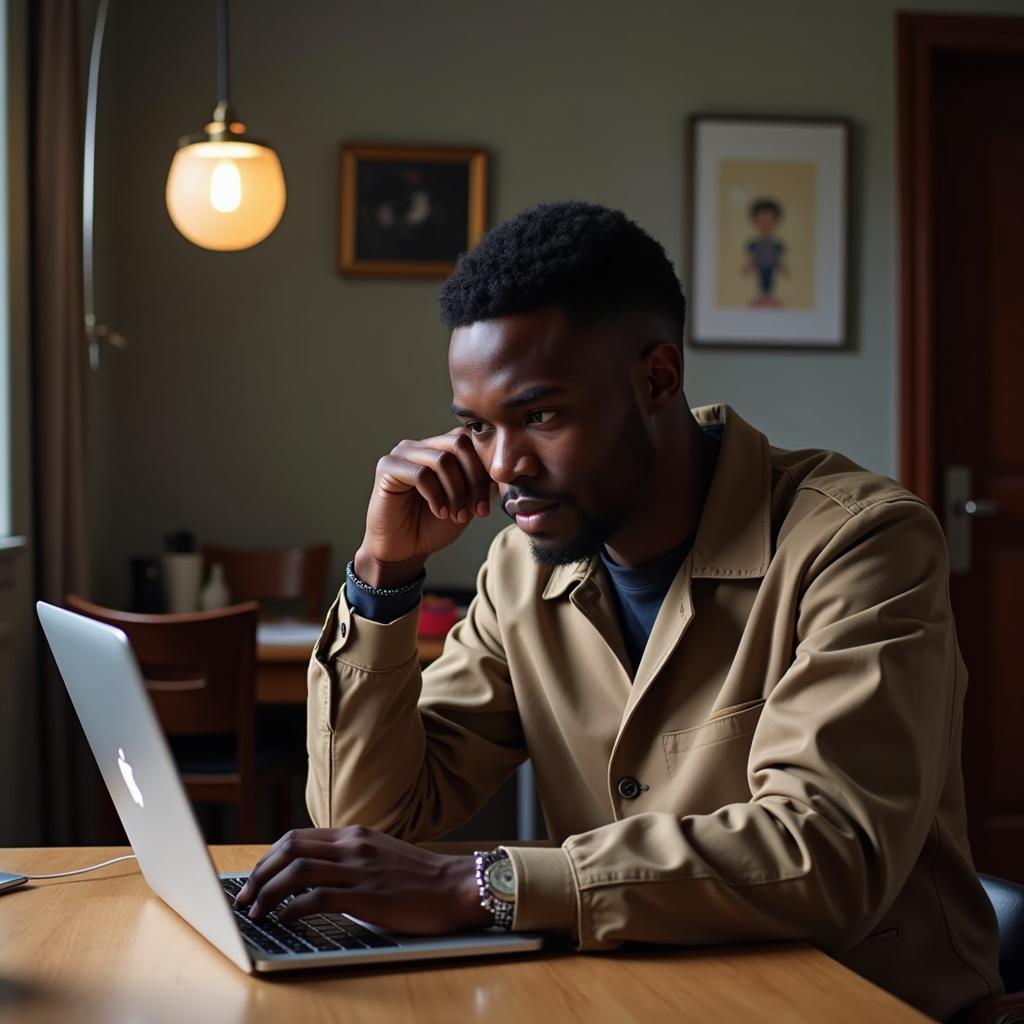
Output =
[
  {"x1": 691, "y1": 115, "x2": 849, "y2": 347},
  {"x1": 743, "y1": 197, "x2": 789, "y2": 307}
]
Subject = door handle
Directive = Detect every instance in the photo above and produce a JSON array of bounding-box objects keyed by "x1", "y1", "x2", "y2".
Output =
[
  {"x1": 944, "y1": 465, "x2": 998, "y2": 574},
  {"x1": 961, "y1": 498, "x2": 1000, "y2": 517}
]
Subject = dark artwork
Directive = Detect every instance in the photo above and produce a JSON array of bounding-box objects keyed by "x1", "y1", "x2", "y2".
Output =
[{"x1": 355, "y1": 161, "x2": 470, "y2": 263}]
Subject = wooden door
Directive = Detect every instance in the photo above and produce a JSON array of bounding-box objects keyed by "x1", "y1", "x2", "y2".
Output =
[{"x1": 900, "y1": 14, "x2": 1024, "y2": 880}]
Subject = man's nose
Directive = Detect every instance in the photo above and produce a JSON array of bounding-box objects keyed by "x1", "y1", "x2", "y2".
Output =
[{"x1": 488, "y1": 433, "x2": 539, "y2": 484}]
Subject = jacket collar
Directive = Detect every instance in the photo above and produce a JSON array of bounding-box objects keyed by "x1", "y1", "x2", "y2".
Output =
[
  {"x1": 690, "y1": 404, "x2": 772, "y2": 580},
  {"x1": 541, "y1": 403, "x2": 772, "y2": 599},
  {"x1": 541, "y1": 558, "x2": 595, "y2": 600}
]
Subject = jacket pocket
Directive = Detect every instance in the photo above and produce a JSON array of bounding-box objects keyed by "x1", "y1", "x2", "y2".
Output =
[
  {"x1": 707, "y1": 697, "x2": 769, "y2": 722},
  {"x1": 662, "y1": 699, "x2": 767, "y2": 777}
]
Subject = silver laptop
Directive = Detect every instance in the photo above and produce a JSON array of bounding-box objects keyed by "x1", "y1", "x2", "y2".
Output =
[{"x1": 36, "y1": 601, "x2": 543, "y2": 974}]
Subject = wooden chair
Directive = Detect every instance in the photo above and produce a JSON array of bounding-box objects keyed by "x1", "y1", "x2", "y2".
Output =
[
  {"x1": 65, "y1": 595, "x2": 291, "y2": 842},
  {"x1": 200, "y1": 543, "x2": 332, "y2": 621}
]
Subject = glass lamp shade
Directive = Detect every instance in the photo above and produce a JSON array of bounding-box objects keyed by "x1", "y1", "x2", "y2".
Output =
[{"x1": 165, "y1": 139, "x2": 286, "y2": 251}]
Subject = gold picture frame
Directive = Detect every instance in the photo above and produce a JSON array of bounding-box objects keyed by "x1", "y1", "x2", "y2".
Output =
[{"x1": 339, "y1": 144, "x2": 489, "y2": 278}]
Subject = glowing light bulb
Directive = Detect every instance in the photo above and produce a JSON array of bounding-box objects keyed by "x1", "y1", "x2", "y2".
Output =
[
  {"x1": 210, "y1": 160, "x2": 242, "y2": 213},
  {"x1": 167, "y1": 140, "x2": 286, "y2": 250}
]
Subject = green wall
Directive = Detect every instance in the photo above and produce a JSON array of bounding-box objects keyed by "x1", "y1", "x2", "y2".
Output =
[{"x1": 89, "y1": 0, "x2": 1024, "y2": 605}]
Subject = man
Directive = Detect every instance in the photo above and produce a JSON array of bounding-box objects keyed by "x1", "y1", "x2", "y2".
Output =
[{"x1": 238, "y1": 201, "x2": 1001, "y2": 1021}]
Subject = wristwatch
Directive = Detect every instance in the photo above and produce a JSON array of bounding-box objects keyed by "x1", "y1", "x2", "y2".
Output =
[{"x1": 474, "y1": 847, "x2": 516, "y2": 930}]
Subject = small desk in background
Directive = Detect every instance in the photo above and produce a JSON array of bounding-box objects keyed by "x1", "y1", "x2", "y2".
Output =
[{"x1": 0, "y1": 845, "x2": 931, "y2": 1024}]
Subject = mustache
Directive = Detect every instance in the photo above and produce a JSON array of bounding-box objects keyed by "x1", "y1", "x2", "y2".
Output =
[{"x1": 500, "y1": 487, "x2": 575, "y2": 518}]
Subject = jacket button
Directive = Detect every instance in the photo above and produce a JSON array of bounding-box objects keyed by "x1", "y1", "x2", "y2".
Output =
[
  {"x1": 339, "y1": 622, "x2": 347, "y2": 639},
  {"x1": 617, "y1": 776, "x2": 641, "y2": 799}
]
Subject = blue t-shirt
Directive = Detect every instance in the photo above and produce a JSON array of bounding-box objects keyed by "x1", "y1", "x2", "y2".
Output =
[
  {"x1": 600, "y1": 535, "x2": 695, "y2": 674},
  {"x1": 599, "y1": 425, "x2": 722, "y2": 673}
]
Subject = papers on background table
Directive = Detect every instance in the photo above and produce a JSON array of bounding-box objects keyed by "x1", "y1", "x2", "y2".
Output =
[{"x1": 256, "y1": 621, "x2": 322, "y2": 646}]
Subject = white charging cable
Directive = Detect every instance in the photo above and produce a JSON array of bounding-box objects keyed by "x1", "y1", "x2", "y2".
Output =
[{"x1": 21, "y1": 854, "x2": 138, "y2": 880}]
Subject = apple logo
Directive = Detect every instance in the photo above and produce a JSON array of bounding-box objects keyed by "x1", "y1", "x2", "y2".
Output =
[{"x1": 117, "y1": 748, "x2": 144, "y2": 808}]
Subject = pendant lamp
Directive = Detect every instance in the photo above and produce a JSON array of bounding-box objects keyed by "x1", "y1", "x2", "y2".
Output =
[{"x1": 165, "y1": 0, "x2": 286, "y2": 251}]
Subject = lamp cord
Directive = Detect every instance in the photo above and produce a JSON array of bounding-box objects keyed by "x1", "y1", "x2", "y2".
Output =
[
  {"x1": 22, "y1": 854, "x2": 138, "y2": 881},
  {"x1": 217, "y1": 0, "x2": 230, "y2": 105}
]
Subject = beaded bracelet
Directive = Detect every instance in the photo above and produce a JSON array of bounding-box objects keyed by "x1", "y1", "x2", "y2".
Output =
[{"x1": 345, "y1": 560, "x2": 426, "y2": 597}]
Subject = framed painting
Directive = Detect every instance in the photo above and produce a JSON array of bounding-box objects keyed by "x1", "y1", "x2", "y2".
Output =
[
  {"x1": 339, "y1": 144, "x2": 488, "y2": 278},
  {"x1": 686, "y1": 115, "x2": 851, "y2": 348}
]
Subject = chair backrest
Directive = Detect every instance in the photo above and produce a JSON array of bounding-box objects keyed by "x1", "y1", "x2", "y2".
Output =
[
  {"x1": 200, "y1": 544, "x2": 331, "y2": 621},
  {"x1": 980, "y1": 873, "x2": 1024, "y2": 993},
  {"x1": 64, "y1": 595, "x2": 260, "y2": 740}
]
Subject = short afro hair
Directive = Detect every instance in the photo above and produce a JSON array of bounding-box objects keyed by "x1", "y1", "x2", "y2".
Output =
[{"x1": 438, "y1": 200, "x2": 686, "y2": 345}]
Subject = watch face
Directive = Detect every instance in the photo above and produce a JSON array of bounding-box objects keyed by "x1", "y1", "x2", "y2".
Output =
[{"x1": 486, "y1": 858, "x2": 516, "y2": 899}]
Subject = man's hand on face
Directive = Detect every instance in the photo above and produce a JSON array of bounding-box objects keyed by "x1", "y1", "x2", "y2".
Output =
[
  {"x1": 235, "y1": 826, "x2": 492, "y2": 934},
  {"x1": 354, "y1": 428, "x2": 495, "y2": 589}
]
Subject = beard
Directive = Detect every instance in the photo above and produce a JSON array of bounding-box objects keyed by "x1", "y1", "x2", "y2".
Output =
[
  {"x1": 502, "y1": 404, "x2": 657, "y2": 567},
  {"x1": 527, "y1": 512, "x2": 622, "y2": 567}
]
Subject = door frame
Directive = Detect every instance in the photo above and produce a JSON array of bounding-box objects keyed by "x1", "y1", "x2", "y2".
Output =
[{"x1": 897, "y1": 12, "x2": 1024, "y2": 507}]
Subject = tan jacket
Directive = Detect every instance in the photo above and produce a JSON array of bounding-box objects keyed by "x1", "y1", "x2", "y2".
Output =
[{"x1": 306, "y1": 404, "x2": 1001, "y2": 1021}]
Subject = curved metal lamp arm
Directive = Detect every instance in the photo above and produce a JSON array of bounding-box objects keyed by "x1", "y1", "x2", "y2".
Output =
[{"x1": 83, "y1": 0, "x2": 127, "y2": 370}]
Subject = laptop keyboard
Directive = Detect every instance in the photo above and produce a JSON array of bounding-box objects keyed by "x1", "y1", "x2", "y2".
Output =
[{"x1": 221, "y1": 876, "x2": 399, "y2": 956}]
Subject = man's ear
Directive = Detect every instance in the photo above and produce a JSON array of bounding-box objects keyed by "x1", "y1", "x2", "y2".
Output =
[{"x1": 642, "y1": 343, "x2": 683, "y2": 410}]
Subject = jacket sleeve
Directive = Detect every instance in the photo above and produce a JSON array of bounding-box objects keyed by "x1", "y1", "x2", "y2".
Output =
[
  {"x1": 305, "y1": 544, "x2": 526, "y2": 840},
  {"x1": 506, "y1": 498, "x2": 964, "y2": 952}
]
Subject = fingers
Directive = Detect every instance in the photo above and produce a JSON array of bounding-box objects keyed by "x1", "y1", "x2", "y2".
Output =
[
  {"x1": 440, "y1": 429, "x2": 493, "y2": 518},
  {"x1": 246, "y1": 852, "x2": 347, "y2": 921},
  {"x1": 375, "y1": 453, "x2": 450, "y2": 519},
  {"x1": 236, "y1": 829, "x2": 341, "y2": 905},
  {"x1": 273, "y1": 887, "x2": 347, "y2": 925},
  {"x1": 391, "y1": 445, "x2": 469, "y2": 521},
  {"x1": 383, "y1": 431, "x2": 492, "y2": 522}
]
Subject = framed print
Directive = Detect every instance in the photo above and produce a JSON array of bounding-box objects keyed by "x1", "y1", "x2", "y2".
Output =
[
  {"x1": 339, "y1": 144, "x2": 488, "y2": 278},
  {"x1": 687, "y1": 115, "x2": 851, "y2": 348}
]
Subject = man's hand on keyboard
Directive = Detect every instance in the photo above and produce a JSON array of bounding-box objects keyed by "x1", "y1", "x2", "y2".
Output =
[{"x1": 235, "y1": 826, "x2": 493, "y2": 934}]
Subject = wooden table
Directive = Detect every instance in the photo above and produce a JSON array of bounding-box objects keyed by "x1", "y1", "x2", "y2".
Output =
[
  {"x1": 0, "y1": 846, "x2": 930, "y2": 1024},
  {"x1": 257, "y1": 634, "x2": 445, "y2": 704}
]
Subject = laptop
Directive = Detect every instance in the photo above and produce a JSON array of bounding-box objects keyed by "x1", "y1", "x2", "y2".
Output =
[{"x1": 36, "y1": 601, "x2": 543, "y2": 974}]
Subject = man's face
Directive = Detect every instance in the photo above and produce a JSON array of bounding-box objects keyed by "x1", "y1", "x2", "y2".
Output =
[{"x1": 448, "y1": 306, "x2": 657, "y2": 565}]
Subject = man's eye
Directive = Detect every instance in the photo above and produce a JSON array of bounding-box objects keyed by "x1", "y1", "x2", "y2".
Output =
[
  {"x1": 465, "y1": 421, "x2": 490, "y2": 435},
  {"x1": 526, "y1": 410, "x2": 558, "y2": 426}
]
